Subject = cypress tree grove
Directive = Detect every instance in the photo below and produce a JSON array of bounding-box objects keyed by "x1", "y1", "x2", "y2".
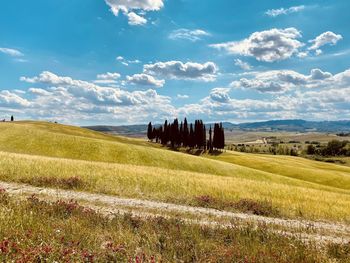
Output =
[{"x1": 146, "y1": 118, "x2": 224, "y2": 151}]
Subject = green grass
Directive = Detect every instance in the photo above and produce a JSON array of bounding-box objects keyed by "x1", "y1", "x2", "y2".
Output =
[
  {"x1": 0, "y1": 191, "x2": 344, "y2": 263},
  {"x1": 0, "y1": 121, "x2": 349, "y2": 222}
]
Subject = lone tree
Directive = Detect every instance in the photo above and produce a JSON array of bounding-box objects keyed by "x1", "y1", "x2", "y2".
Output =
[{"x1": 10, "y1": 115, "x2": 14, "y2": 122}]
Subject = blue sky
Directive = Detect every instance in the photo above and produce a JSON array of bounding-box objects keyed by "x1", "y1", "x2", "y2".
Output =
[{"x1": 0, "y1": 0, "x2": 349, "y2": 125}]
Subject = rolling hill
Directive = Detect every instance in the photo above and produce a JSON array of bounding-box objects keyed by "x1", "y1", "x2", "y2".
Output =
[{"x1": 0, "y1": 121, "x2": 349, "y2": 222}]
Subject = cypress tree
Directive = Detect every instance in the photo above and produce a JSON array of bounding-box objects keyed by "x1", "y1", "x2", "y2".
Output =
[
  {"x1": 189, "y1": 123, "x2": 195, "y2": 148},
  {"x1": 147, "y1": 122, "x2": 153, "y2": 141},
  {"x1": 174, "y1": 118, "x2": 179, "y2": 147},
  {"x1": 152, "y1": 127, "x2": 157, "y2": 142},
  {"x1": 209, "y1": 126, "x2": 213, "y2": 152},
  {"x1": 213, "y1": 123, "x2": 218, "y2": 149},
  {"x1": 161, "y1": 120, "x2": 168, "y2": 145},
  {"x1": 183, "y1": 118, "x2": 189, "y2": 147},
  {"x1": 202, "y1": 123, "x2": 206, "y2": 150},
  {"x1": 179, "y1": 121, "x2": 184, "y2": 146}
]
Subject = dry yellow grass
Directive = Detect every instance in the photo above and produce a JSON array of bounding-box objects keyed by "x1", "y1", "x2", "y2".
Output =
[
  {"x1": 0, "y1": 121, "x2": 349, "y2": 222},
  {"x1": 1, "y1": 151, "x2": 349, "y2": 222}
]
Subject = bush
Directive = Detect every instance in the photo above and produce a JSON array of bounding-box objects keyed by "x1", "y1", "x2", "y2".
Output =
[{"x1": 307, "y1": 144, "x2": 316, "y2": 155}]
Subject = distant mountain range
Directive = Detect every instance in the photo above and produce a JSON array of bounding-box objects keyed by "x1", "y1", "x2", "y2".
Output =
[
  {"x1": 221, "y1": 120, "x2": 350, "y2": 132},
  {"x1": 84, "y1": 119, "x2": 350, "y2": 136}
]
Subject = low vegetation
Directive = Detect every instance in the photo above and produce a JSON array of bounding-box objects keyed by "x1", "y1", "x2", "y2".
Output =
[
  {"x1": 194, "y1": 196, "x2": 280, "y2": 217},
  {"x1": 0, "y1": 189, "x2": 347, "y2": 262}
]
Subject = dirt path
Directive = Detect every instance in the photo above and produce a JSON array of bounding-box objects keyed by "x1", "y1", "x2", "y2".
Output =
[{"x1": 1, "y1": 181, "x2": 349, "y2": 245}]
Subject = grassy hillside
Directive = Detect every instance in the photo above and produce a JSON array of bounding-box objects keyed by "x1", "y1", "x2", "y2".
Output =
[
  {"x1": 0, "y1": 121, "x2": 349, "y2": 222},
  {"x1": 207, "y1": 151, "x2": 350, "y2": 191}
]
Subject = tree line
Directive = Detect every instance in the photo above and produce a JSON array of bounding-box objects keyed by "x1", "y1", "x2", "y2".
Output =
[
  {"x1": 307, "y1": 140, "x2": 350, "y2": 156},
  {"x1": 147, "y1": 118, "x2": 225, "y2": 151}
]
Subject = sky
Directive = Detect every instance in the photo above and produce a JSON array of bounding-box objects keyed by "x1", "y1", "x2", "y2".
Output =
[{"x1": 0, "y1": 0, "x2": 349, "y2": 125}]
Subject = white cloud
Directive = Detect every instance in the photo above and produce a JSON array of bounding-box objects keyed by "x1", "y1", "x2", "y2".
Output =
[
  {"x1": 210, "y1": 28, "x2": 303, "y2": 62},
  {"x1": 315, "y1": 49, "x2": 323, "y2": 56},
  {"x1": 105, "y1": 0, "x2": 164, "y2": 14},
  {"x1": 116, "y1": 56, "x2": 141, "y2": 66},
  {"x1": 0, "y1": 90, "x2": 30, "y2": 107},
  {"x1": 127, "y1": 12, "x2": 147, "y2": 25},
  {"x1": 297, "y1": 51, "x2": 309, "y2": 58},
  {"x1": 16, "y1": 71, "x2": 176, "y2": 124},
  {"x1": 169, "y1": 29, "x2": 210, "y2": 42},
  {"x1": 0, "y1": 47, "x2": 23, "y2": 57},
  {"x1": 231, "y1": 68, "x2": 335, "y2": 93},
  {"x1": 6, "y1": 67, "x2": 350, "y2": 124},
  {"x1": 178, "y1": 66, "x2": 350, "y2": 122},
  {"x1": 309, "y1": 31, "x2": 343, "y2": 51},
  {"x1": 105, "y1": 0, "x2": 164, "y2": 26},
  {"x1": 95, "y1": 72, "x2": 121, "y2": 84},
  {"x1": 265, "y1": 5, "x2": 305, "y2": 17},
  {"x1": 234, "y1": 59, "x2": 252, "y2": 70},
  {"x1": 209, "y1": 88, "x2": 231, "y2": 103},
  {"x1": 126, "y1": 73, "x2": 165, "y2": 87},
  {"x1": 144, "y1": 61, "x2": 218, "y2": 82},
  {"x1": 28, "y1": 88, "x2": 52, "y2": 96},
  {"x1": 177, "y1": 94, "x2": 189, "y2": 99},
  {"x1": 310, "y1": 68, "x2": 332, "y2": 80},
  {"x1": 97, "y1": 72, "x2": 121, "y2": 80}
]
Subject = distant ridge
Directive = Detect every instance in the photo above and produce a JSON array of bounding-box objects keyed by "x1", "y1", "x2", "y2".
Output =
[{"x1": 84, "y1": 119, "x2": 350, "y2": 135}]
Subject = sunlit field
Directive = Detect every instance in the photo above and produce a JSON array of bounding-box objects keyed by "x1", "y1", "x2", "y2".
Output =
[{"x1": 0, "y1": 121, "x2": 349, "y2": 222}]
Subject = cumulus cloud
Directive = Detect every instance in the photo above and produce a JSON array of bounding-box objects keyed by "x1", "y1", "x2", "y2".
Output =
[
  {"x1": 15, "y1": 71, "x2": 176, "y2": 124},
  {"x1": 210, "y1": 28, "x2": 303, "y2": 62},
  {"x1": 0, "y1": 47, "x2": 24, "y2": 57},
  {"x1": 144, "y1": 61, "x2": 218, "y2": 82},
  {"x1": 209, "y1": 88, "x2": 231, "y2": 103},
  {"x1": 4, "y1": 67, "x2": 350, "y2": 124},
  {"x1": 234, "y1": 59, "x2": 252, "y2": 70},
  {"x1": 0, "y1": 90, "x2": 30, "y2": 107},
  {"x1": 231, "y1": 68, "x2": 335, "y2": 93},
  {"x1": 127, "y1": 12, "x2": 147, "y2": 25},
  {"x1": 97, "y1": 72, "x2": 121, "y2": 80},
  {"x1": 126, "y1": 73, "x2": 165, "y2": 87},
  {"x1": 169, "y1": 29, "x2": 210, "y2": 42},
  {"x1": 28, "y1": 88, "x2": 52, "y2": 96},
  {"x1": 310, "y1": 68, "x2": 332, "y2": 80},
  {"x1": 308, "y1": 31, "x2": 343, "y2": 51},
  {"x1": 94, "y1": 72, "x2": 121, "y2": 84},
  {"x1": 178, "y1": 67, "x2": 350, "y2": 122},
  {"x1": 265, "y1": 5, "x2": 305, "y2": 17},
  {"x1": 21, "y1": 71, "x2": 167, "y2": 106},
  {"x1": 105, "y1": 0, "x2": 164, "y2": 26}
]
